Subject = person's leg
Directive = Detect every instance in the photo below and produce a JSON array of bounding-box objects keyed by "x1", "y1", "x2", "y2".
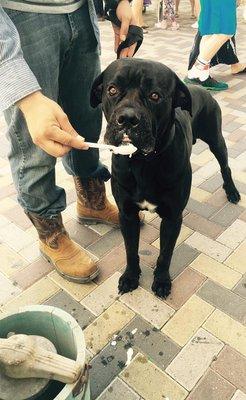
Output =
[
  {"x1": 200, "y1": 34, "x2": 233, "y2": 62},
  {"x1": 229, "y1": 36, "x2": 245, "y2": 74},
  {"x1": 194, "y1": 0, "x2": 200, "y2": 16},
  {"x1": 168, "y1": 0, "x2": 179, "y2": 29},
  {"x1": 163, "y1": 0, "x2": 178, "y2": 29},
  {"x1": 60, "y1": 6, "x2": 120, "y2": 226},
  {"x1": 131, "y1": 0, "x2": 144, "y2": 27},
  {"x1": 60, "y1": 8, "x2": 106, "y2": 182},
  {"x1": 190, "y1": 0, "x2": 195, "y2": 17},
  {"x1": 4, "y1": 10, "x2": 98, "y2": 281},
  {"x1": 175, "y1": 0, "x2": 180, "y2": 16},
  {"x1": 4, "y1": 10, "x2": 66, "y2": 217},
  {"x1": 188, "y1": 34, "x2": 232, "y2": 83}
]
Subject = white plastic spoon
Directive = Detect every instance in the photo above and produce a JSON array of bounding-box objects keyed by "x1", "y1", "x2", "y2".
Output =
[{"x1": 84, "y1": 142, "x2": 137, "y2": 156}]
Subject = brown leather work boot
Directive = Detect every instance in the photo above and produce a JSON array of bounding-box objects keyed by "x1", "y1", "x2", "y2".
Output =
[
  {"x1": 26, "y1": 212, "x2": 99, "y2": 283},
  {"x1": 74, "y1": 176, "x2": 120, "y2": 226}
]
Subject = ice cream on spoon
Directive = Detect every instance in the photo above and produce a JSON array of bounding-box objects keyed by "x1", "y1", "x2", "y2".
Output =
[{"x1": 84, "y1": 138, "x2": 137, "y2": 156}]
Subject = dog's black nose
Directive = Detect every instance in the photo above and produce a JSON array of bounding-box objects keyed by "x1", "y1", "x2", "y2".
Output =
[{"x1": 116, "y1": 108, "x2": 140, "y2": 128}]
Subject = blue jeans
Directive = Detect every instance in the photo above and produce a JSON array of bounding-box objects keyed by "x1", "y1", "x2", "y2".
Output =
[{"x1": 4, "y1": 3, "x2": 110, "y2": 218}]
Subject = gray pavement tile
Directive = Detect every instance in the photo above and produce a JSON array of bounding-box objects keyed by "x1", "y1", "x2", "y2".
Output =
[
  {"x1": 234, "y1": 180, "x2": 246, "y2": 195},
  {"x1": 170, "y1": 243, "x2": 200, "y2": 279},
  {"x1": 45, "y1": 290, "x2": 95, "y2": 330},
  {"x1": 197, "y1": 280, "x2": 246, "y2": 325},
  {"x1": 87, "y1": 229, "x2": 124, "y2": 258},
  {"x1": 90, "y1": 336, "x2": 137, "y2": 400},
  {"x1": 186, "y1": 198, "x2": 218, "y2": 218},
  {"x1": 233, "y1": 275, "x2": 246, "y2": 300},
  {"x1": 66, "y1": 219, "x2": 100, "y2": 248},
  {"x1": 199, "y1": 174, "x2": 224, "y2": 193},
  {"x1": 97, "y1": 378, "x2": 140, "y2": 400},
  {"x1": 192, "y1": 141, "x2": 208, "y2": 155},
  {"x1": 224, "y1": 121, "x2": 243, "y2": 133},
  {"x1": 140, "y1": 223, "x2": 160, "y2": 244},
  {"x1": 210, "y1": 203, "x2": 245, "y2": 227},
  {"x1": 120, "y1": 316, "x2": 181, "y2": 371},
  {"x1": 139, "y1": 240, "x2": 159, "y2": 267}
]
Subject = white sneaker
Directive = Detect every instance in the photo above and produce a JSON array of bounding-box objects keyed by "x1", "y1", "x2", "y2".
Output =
[{"x1": 188, "y1": 65, "x2": 209, "y2": 81}]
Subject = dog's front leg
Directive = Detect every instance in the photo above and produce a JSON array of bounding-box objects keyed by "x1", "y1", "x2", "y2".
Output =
[
  {"x1": 152, "y1": 217, "x2": 182, "y2": 298},
  {"x1": 118, "y1": 211, "x2": 141, "y2": 294}
]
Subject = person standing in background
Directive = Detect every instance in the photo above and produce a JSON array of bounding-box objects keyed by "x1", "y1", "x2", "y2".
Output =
[
  {"x1": 155, "y1": 0, "x2": 179, "y2": 30},
  {"x1": 163, "y1": 0, "x2": 179, "y2": 30},
  {"x1": 188, "y1": 33, "x2": 246, "y2": 76},
  {"x1": 185, "y1": 0, "x2": 237, "y2": 90}
]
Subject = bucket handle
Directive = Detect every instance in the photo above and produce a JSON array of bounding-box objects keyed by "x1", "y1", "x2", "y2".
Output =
[{"x1": 72, "y1": 364, "x2": 91, "y2": 398}]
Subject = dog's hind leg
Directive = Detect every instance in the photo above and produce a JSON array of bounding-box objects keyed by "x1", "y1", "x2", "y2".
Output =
[
  {"x1": 152, "y1": 217, "x2": 182, "y2": 298},
  {"x1": 207, "y1": 135, "x2": 240, "y2": 204},
  {"x1": 118, "y1": 211, "x2": 141, "y2": 294}
]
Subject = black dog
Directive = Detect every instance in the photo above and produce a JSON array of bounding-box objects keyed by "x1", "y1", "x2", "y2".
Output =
[{"x1": 90, "y1": 58, "x2": 240, "y2": 298}]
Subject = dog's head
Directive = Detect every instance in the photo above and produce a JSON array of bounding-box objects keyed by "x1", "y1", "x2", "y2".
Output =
[{"x1": 91, "y1": 59, "x2": 192, "y2": 155}]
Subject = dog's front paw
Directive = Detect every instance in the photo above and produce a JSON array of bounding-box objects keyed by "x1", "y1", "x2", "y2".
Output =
[
  {"x1": 224, "y1": 184, "x2": 241, "y2": 204},
  {"x1": 152, "y1": 277, "x2": 172, "y2": 299},
  {"x1": 118, "y1": 272, "x2": 140, "y2": 294}
]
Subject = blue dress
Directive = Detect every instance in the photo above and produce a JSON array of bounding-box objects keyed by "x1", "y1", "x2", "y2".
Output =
[{"x1": 199, "y1": 0, "x2": 237, "y2": 36}]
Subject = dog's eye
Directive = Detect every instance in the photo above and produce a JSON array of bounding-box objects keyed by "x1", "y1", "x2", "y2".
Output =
[
  {"x1": 108, "y1": 86, "x2": 118, "y2": 96},
  {"x1": 149, "y1": 92, "x2": 160, "y2": 101}
]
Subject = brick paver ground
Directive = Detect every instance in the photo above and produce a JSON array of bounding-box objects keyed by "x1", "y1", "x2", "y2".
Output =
[{"x1": 0, "y1": 2, "x2": 245, "y2": 399}]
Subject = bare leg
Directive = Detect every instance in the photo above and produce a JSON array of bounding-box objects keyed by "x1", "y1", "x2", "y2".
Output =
[
  {"x1": 190, "y1": 0, "x2": 195, "y2": 16},
  {"x1": 200, "y1": 34, "x2": 233, "y2": 62},
  {"x1": 175, "y1": 0, "x2": 180, "y2": 15},
  {"x1": 188, "y1": 34, "x2": 233, "y2": 80},
  {"x1": 194, "y1": 0, "x2": 200, "y2": 17},
  {"x1": 132, "y1": 0, "x2": 144, "y2": 26}
]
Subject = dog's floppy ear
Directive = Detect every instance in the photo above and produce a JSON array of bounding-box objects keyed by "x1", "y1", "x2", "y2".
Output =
[
  {"x1": 173, "y1": 75, "x2": 192, "y2": 116},
  {"x1": 90, "y1": 72, "x2": 104, "y2": 108}
]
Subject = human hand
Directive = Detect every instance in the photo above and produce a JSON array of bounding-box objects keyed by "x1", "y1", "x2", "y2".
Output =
[
  {"x1": 17, "y1": 92, "x2": 89, "y2": 157},
  {"x1": 114, "y1": 0, "x2": 137, "y2": 58}
]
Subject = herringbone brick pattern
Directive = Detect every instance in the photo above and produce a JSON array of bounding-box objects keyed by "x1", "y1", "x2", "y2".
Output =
[{"x1": 0, "y1": 2, "x2": 245, "y2": 399}]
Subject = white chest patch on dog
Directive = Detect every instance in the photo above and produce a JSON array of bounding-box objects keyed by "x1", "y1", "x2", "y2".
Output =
[{"x1": 137, "y1": 200, "x2": 157, "y2": 213}]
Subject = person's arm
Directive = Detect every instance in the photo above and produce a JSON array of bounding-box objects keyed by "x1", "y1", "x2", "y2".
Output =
[
  {"x1": 0, "y1": 8, "x2": 88, "y2": 157},
  {"x1": 0, "y1": 7, "x2": 41, "y2": 113},
  {"x1": 104, "y1": 0, "x2": 138, "y2": 58}
]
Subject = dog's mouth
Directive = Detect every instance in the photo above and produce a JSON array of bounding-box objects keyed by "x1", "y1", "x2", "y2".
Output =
[
  {"x1": 105, "y1": 131, "x2": 155, "y2": 155},
  {"x1": 104, "y1": 121, "x2": 155, "y2": 156}
]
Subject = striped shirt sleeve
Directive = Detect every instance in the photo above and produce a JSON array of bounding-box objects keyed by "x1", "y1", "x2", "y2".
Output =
[{"x1": 0, "y1": 7, "x2": 41, "y2": 112}]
